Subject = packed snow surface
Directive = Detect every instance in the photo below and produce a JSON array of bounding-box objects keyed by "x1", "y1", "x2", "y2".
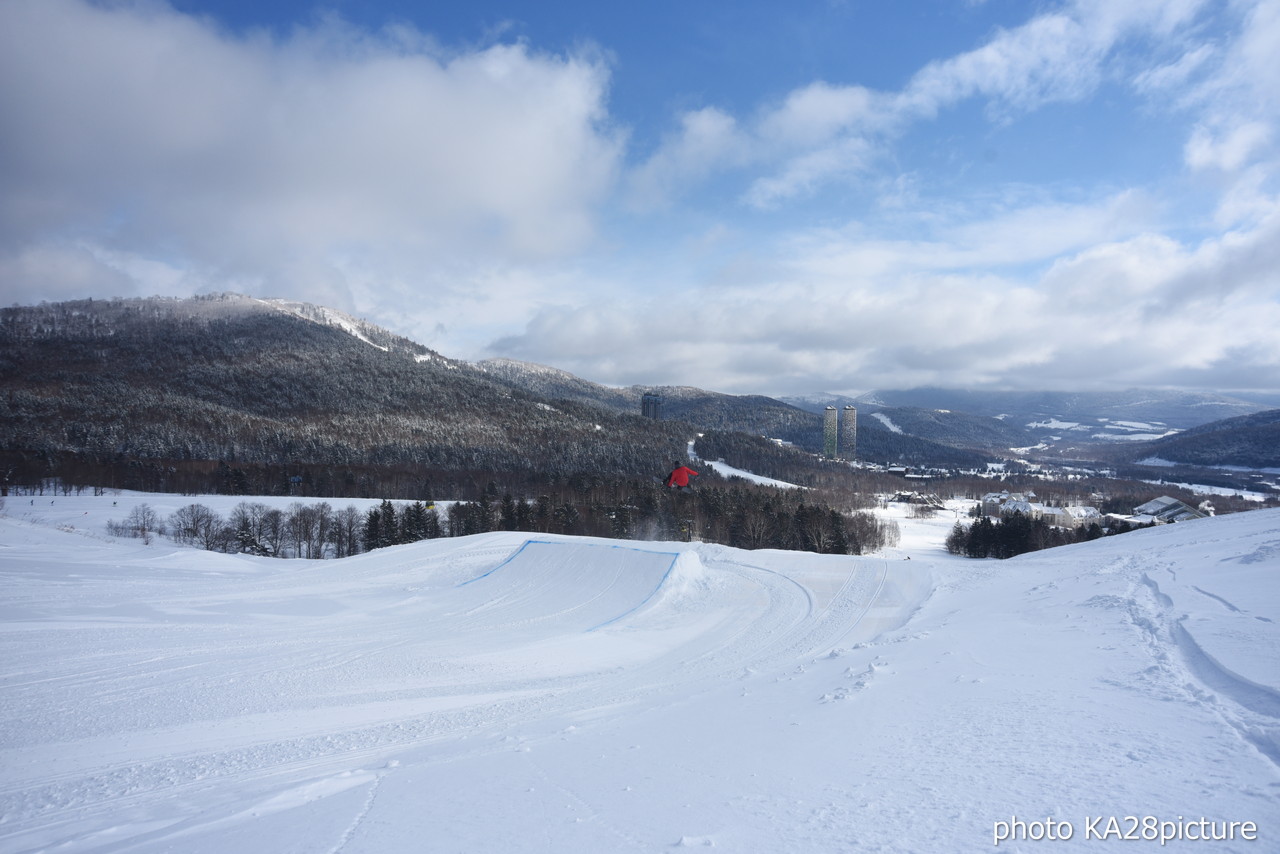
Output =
[
  {"x1": 1, "y1": 497, "x2": 1278, "y2": 852},
  {"x1": 700, "y1": 459, "x2": 802, "y2": 489}
]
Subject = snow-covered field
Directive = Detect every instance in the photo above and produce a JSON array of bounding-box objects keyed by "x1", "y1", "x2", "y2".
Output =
[{"x1": 1, "y1": 493, "x2": 1277, "y2": 852}]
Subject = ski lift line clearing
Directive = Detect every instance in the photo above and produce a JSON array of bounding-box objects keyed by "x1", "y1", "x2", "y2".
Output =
[{"x1": 455, "y1": 539, "x2": 682, "y2": 633}]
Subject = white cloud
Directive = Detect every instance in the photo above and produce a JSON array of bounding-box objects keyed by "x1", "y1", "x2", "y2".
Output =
[
  {"x1": 496, "y1": 190, "x2": 1280, "y2": 394},
  {"x1": 631, "y1": 83, "x2": 887, "y2": 210},
  {"x1": 630, "y1": 0, "x2": 1218, "y2": 210},
  {"x1": 1212, "y1": 163, "x2": 1280, "y2": 227},
  {"x1": 900, "y1": 12, "x2": 1104, "y2": 119},
  {"x1": 755, "y1": 82, "x2": 879, "y2": 148},
  {"x1": 1132, "y1": 43, "x2": 1215, "y2": 95},
  {"x1": 626, "y1": 107, "x2": 746, "y2": 210},
  {"x1": 742, "y1": 136, "x2": 876, "y2": 209},
  {"x1": 0, "y1": 0, "x2": 622, "y2": 317},
  {"x1": 0, "y1": 244, "x2": 134, "y2": 303},
  {"x1": 1172, "y1": 1, "x2": 1280, "y2": 178},
  {"x1": 780, "y1": 190, "x2": 1159, "y2": 275},
  {"x1": 1185, "y1": 121, "x2": 1273, "y2": 171},
  {"x1": 1211, "y1": 0, "x2": 1280, "y2": 108},
  {"x1": 901, "y1": 0, "x2": 1211, "y2": 119}
]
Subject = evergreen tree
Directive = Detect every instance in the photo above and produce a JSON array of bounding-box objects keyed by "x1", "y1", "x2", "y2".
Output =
[
  {"x1": 234, "y1": 518, "x2": 272, "y2": 556},
  {"x1": 363, "y1": 506, "x2": 383, "y2": 552},
  {"x1": 825, "y1": 509, "x2": 849, "y2": 555},
  {"x1": 476, "y1": 491, "x2": 494, "y2": 533},
  {"x1": 422, "y1": 505, "x2": 443, "y2": 539},
  {"x1": 514, "y1": 499, "x2": 534, "y2": 532},
  {"x1": 553, "y1": 502, "x2": 581, "y2": 535},
  {"x1": 966, "y1": 516, "x2": 996, "y2": 558},
  {"x1": 533, "y1": 496, "x2": 552, "y2": 533},
  {"x1": 400, "y1": 501, "x2": 430, "y2": 542},
  {"x1": 499, "y1": 493, "x2": 519, "y2": 531},
  {"x1": 377, "y1": 499, "x2": 399, "y2": 547}
]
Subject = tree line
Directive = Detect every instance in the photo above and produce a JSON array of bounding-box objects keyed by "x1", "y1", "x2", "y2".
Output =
[
  {"x1": 108, "y1": 499, "x2": 443, "y2": 558},
  {"x1": 944, "y1": 512, "x2": 1149, "y2": 560},
  {"x1": 103, "y1": 478, "x2": 901, "y2": 559}
]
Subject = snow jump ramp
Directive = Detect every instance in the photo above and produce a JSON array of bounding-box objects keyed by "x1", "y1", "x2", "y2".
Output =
[{"x1": 454, "y1": 539, "x2": 681, "y2": 634}]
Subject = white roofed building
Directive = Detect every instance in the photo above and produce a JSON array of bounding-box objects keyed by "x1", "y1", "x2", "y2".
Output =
[{"x1": 1133, "y1": 496, "x2": 1208, "y2": 524}]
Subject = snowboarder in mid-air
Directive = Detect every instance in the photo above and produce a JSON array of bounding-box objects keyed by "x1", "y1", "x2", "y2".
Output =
[{"x1": 665, "y1": 461, "x2": 699, "y2": 491}]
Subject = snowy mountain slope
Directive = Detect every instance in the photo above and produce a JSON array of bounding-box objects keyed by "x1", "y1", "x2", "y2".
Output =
[
  {"x1": 0, "y1": 296, "x2": 696, "y2": 482},
  {"x1": 1128, "y1": 408, "x2": 1280, "y2": 469},
  {"x1": 1, "y1": 503, "x2": 1277, "y2": 852},
  {"x1": 258, "y1": 297, "x2": 441, "y2": 361}
]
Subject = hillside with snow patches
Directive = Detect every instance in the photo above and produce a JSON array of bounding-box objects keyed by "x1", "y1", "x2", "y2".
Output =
[{"x1": 1, "y1": 495, "x2": 1277, "y2": 852}]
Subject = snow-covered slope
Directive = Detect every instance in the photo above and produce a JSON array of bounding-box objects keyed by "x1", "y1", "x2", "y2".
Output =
[
  {"x1": 1, "y1": 501, "x2": 1276, "y2": 852},
  {"x1": 259, "y1": 297, "x2": 444, "y2": 362}
]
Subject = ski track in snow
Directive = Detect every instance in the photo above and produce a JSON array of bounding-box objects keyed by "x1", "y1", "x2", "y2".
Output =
[
  {"x1": 1127, "y1": 560, "x2": 1280, "y2": 773},
  {"x1": 0, "y1": 521, "x2": 923, "y2": 853},
  {"x1": 1, "y1": 498, "x2": 1278, "y2": 852}
]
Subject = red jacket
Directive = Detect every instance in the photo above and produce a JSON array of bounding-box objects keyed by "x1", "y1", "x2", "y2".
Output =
[{"x1": 666, "y1": 465, "x2": 699, "y2": 488}]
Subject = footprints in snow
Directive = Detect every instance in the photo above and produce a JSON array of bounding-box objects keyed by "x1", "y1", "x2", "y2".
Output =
[
  {"x1": 818, "y1": 654, "x2": 890, "y2": 704},
  {"x1": 1230, "y1": 539, "x2": 1280, "y2": 566},
  {"x1": 808, "y1": 632, "x2": 933, "y2": 704}
]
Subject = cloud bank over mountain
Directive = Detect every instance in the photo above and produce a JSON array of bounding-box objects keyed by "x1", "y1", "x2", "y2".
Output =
[{"x1": 1, "y1": 0, "x2": 1277, "y2": 394}]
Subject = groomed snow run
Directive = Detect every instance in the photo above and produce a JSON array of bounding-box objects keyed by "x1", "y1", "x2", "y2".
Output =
[
  {"x1": 700, "y1": 460, "x2": 802, "y2": 489},
  {"x1": 1, "y1": 501, "x2": 1278, "y2": 852}
]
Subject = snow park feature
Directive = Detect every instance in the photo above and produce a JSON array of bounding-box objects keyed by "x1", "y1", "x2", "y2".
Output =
[{"x1": 0, "y1": 495, "x2": 1277, "y2": 852}]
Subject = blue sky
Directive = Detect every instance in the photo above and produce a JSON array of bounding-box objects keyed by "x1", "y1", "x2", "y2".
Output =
[{"x1": 2, "y1": 0, "x2": 1278, "y2": 395}]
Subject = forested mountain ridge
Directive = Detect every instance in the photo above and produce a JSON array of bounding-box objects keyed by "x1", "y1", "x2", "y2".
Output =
[
  {"x1": 0, "y1": 295, "x2": 696, "y2": 492},
  {"x1": 859, "y1": 406, "x2": 1036, "y2": 452},
  {"x1": 1125, "y1": 408, "x2": 1280, "y2": 469}
]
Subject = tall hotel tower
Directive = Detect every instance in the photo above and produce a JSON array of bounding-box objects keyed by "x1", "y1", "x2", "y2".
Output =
[
  {"x1": 823, "y1": 406, "x2": 839, "y2": 458},
  {"x1": 641, "y1": 393, "x2": 663, "y2": 420},
  {"x1": 841, "y1": 405, "x2": 857, "y2": 460}
]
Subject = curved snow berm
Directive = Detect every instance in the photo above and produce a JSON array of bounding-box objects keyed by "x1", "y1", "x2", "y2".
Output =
[
  {"x1": 453, "y1": 539, "x2": 680, "y2": 631},
  {"x1": 0, "y1": 505, "x2": 1277, "y2": 852}
]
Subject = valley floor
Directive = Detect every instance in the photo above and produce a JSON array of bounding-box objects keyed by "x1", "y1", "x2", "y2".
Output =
[{"x1": 0, "y1": 494, "x2": 1277, "y2": 852}]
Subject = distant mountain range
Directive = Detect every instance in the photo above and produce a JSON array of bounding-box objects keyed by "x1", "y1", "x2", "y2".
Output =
[
  {"x1": 0, "y1": 295, "x2": 691, "y2": 491},
  {"x1": 781, "y1": 387, "x2": 1275, "y2": 463},
  {"x1": 2, "y1": 296, "x2": 1274, "y2": 492}
]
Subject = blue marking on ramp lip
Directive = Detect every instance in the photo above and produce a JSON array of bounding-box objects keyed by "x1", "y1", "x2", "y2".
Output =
[
  {"x1": 455, "y1": 540, "x2": 682, "y2": 632},
  {"x1": 455, "y1": 539, "x2": 541, "y2": 587},
  {"x1": 586, "y1": 550, "x2": 679, "y2": 633}
]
